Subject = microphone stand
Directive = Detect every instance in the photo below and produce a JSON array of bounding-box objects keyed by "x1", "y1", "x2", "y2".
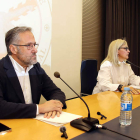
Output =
[
  {"x1": 59, "y1": 77, "x2": 90, "y2": 118},
  {"x1": 54, "y1": 72, "x2": 137, "y2": 139},
  {"x1": 54, "y1": 72, "x2": 99, "y2": 132},
  {"x1": 126, "y1": 60, "x2": 140, "y2": 69}
]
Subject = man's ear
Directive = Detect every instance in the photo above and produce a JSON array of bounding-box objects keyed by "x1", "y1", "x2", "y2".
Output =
[{"x1": 9, "y1": 44, "x2": 17, "y2": 54}]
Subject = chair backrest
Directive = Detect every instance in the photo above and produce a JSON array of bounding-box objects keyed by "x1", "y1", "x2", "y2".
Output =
[{"x1": 80, "y1": 59, "x2": 98, "y2": 95}]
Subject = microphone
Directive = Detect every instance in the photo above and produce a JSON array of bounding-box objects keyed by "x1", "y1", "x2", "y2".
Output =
[
  {"x1": 60, "y1": 126, "x2": 68, "y2": 139},
  {"x1": 94, "y1": 124, "x2": 137, "y2": 140},
  {"x1": 54, "y1": 72, "x2": 99, "y2": 132},
  {"x1": 126, "y1": 60, "x2": 140, "y2": 69},
  {"x1": 97, "y1": 112, "x2": 107, "y2": 119},
  {"x1": 55, "y1": 72, "x2": 137, "y2": 140}
]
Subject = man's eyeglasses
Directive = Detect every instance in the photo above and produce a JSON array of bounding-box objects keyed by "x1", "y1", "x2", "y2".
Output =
[
  {"x1": 118, "y1": 47, "x2": 129, "y2": 51},
  {"x1": 13, "y1": 43, "x2": 39, "y2": 50}
]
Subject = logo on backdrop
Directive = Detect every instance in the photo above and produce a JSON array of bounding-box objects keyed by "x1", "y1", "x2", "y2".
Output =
[{"x1": 0, "y1": 0, "x2": 52, "y2": 66}]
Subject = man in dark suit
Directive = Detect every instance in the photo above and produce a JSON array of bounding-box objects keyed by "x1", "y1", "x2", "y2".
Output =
[{"x1": 0, "y1": 26, "x2": 66, "y2": 119}]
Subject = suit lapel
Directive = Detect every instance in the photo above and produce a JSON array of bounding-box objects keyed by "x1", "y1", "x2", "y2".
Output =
[{"x1": 4, "y1": 55, "x2": 25, "y2": 103}]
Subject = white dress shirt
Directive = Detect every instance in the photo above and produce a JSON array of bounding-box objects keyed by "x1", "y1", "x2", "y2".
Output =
[
  {"x1": 93, "y1": 60, "x2": 140, "y2": 94},
  {"x1": 9, "y1": 55, "x2": 39, "y2": 115}
]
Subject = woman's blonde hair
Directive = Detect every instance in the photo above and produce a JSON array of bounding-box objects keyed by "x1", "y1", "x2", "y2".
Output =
[{"x1": 102, "y1": 39, "x2": 127, "y2": 66}]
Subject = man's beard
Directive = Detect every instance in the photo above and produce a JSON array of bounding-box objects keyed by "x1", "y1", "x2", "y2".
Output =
[{"x1": 17, "y1": 49, "x2": 37, "y2": 66}]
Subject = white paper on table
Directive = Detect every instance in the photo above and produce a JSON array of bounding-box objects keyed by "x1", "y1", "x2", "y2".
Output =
[
  {"x1": 129, "y1": 85, "x2": 140, "y2": 89},
  {"x1": 36, "y1": 119, "x2": 64, "y2": 127},
  {"x1": 34, "y1": 111, "x2": 82, "y2": 126}
]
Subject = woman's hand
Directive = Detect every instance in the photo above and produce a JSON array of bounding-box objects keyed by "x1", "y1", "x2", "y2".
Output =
[{"x1": 129, "y1": 87, "x2": 140, "y2": 95}]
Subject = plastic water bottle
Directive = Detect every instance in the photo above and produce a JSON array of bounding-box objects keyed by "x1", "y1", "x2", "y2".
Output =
[{"x1": 119, "y1": 87, "x2": 133, "y2": 126}]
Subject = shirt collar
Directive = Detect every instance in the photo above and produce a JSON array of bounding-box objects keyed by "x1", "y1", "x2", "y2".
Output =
[
  {"x1": 118, "y1": 61, "x2": 126, "y2": 64},
  {"x1": 9, "y1": 55, "x2": 33, "y2": 73}
]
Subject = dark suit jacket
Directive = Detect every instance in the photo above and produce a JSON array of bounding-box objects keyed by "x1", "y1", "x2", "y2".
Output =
[{"x1": 0, "y1": 55, "x2": 66, "y2": 119}]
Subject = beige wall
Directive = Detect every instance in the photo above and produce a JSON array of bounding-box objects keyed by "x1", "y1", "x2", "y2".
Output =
[
  {"x1": 40, "y1": 0, "x2": 82, "y2": 103},
  {"x1": 0, "y1": 0, "x2": 82, "y2": 103}
]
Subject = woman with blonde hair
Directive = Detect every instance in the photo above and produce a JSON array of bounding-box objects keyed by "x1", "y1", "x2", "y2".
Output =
[{"x1": 93, "y1": 39, "x2": 140, "y2": 94}]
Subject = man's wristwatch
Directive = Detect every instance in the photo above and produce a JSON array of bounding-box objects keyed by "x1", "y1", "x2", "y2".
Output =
[{"x1": 118, "y1": 84, "x2": 123, "y2": 92}]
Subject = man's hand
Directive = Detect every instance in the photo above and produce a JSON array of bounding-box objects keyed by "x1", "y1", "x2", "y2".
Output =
[
  {"x1": 38, "y1": 100, "x2": 63, "y2": 118},
  {"x1": 44, "y1": 110, "x2": 61, "y2": 118}
]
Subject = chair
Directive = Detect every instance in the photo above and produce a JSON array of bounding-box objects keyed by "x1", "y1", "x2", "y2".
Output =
[{"x1": 80, "y1": 59, "x2": 98, "y2": 96}]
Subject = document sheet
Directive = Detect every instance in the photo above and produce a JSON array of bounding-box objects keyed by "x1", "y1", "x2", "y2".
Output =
[{"x1": 35, "y1": 111, "x2": 82, "y2": 126}]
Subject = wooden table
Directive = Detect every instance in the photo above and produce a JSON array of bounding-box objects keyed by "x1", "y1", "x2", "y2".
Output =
[{"x1": 0, "y1": 91, "x2": 140, "y2": 140}]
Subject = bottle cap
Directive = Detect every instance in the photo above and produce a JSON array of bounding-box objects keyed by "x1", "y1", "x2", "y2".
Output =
[{"x1": 124, "y1": 87, "x2": 130, "y2": 91}]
